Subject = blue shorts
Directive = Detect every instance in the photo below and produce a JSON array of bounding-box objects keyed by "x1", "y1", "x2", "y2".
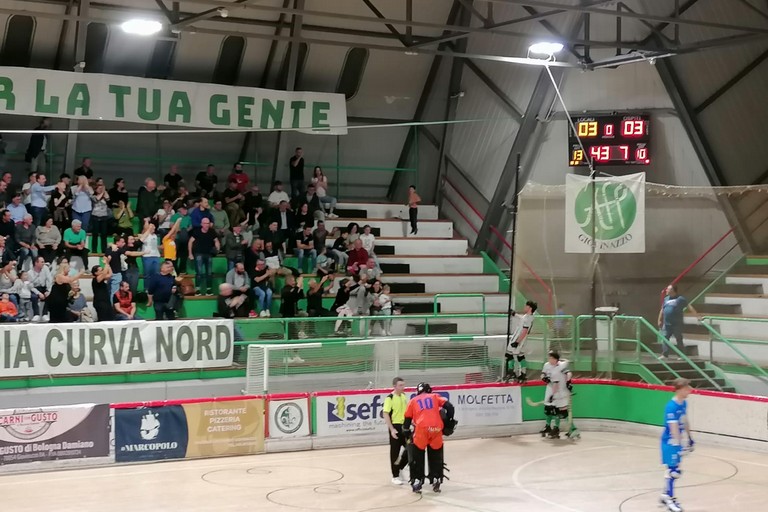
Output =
[{"x1": 661, "y1": 443, "x2": 682, "y2": 468}]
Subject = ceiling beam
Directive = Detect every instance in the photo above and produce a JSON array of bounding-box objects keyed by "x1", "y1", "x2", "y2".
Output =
[
  {"x1": 361, "y1": 0, "x2": 410, "y2": 46},
  {"x1": 695, "y1": 47, "x2": 768, "y2": 113}
]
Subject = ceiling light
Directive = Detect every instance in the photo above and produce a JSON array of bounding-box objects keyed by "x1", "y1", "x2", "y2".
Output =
[
  {"x1": 121, "y1": 19, "x2": 163, "y2": 36},
  {"x1": 528, "y1": 42, "x2": 564, "y2": 57}
]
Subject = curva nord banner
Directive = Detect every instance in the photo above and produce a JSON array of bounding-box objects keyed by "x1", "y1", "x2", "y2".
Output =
[
  {"x1": 0, "y1": 319, "x2": 233, "y2": 377},
  {"x1": 0, "y1": 66, "x2": 347, "y2": 134},
  {"x1": 565, "y1": 173, "x2": 646, "y2": 253},
  {"x1": 0, "y1": 404, "x2": 110, "y2": 465}
]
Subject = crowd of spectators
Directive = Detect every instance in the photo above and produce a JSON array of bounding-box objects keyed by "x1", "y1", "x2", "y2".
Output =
[{"x1": 1, "y1": 138, "x2": 398, "y2": 334}]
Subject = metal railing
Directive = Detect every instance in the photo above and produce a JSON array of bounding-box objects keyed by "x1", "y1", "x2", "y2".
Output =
[{"x1": 699, "y1": 316, "x2": 768, "y2": 379}]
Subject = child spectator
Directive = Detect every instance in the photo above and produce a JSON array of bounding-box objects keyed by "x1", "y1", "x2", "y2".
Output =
[
  {"x1": 13, "y1": 270, "x2": 35, "y2": 321},
  {"x1": 371, "y1": 283, "x2": 393, "y2": 336},
  {"x1": 316, "y1": 245, "x2": 334, "y2": 278},
  {"x1": 0, "y1": 292, "x2": 19, "y2": 322},
  {"x1": 407, "y1": 185, "x2": 421, "y2": 235},
  {"x1": 359, "y1": 225, "x2": 379, "y2": 268}
]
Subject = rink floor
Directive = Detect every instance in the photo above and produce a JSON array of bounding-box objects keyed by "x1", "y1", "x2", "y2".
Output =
[{"x1": 0, "y1": 432, "x2": 765, "y2": 511}]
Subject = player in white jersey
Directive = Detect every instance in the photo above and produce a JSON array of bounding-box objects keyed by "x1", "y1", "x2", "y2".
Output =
[
  {"x1": 503, "y1": 301, "x2": 537, "y2": 383},
  {"x1": 540, "y1": 351, "x2": 577, "y2": 439}
]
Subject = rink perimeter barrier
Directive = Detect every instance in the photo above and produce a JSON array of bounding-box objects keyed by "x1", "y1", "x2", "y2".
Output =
[{"x1": 0, "y1": 380, "x2": 765, "y2": 473}]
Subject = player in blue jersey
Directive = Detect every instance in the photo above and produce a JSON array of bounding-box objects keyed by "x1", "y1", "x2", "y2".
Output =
[{"x1": 660, "y1": 378, "x2": 694, "y2": 512}]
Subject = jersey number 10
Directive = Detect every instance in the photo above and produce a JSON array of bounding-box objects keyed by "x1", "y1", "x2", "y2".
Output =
[{"x1": 416, "y1": 397, "x2": 434, "y2": 410}]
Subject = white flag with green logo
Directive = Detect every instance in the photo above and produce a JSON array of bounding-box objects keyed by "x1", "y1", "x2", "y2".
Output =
[{"x1": 565, "y1": 173, "x2": 645, "y2": 253}]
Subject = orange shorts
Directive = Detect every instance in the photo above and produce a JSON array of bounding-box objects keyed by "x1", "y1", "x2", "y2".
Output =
[{"x1": 413, "y1": 427, "x2": 443, "y2": 450}]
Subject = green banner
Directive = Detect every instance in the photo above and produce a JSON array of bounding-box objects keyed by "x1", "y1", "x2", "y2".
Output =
[{"x1": 0, "y1": 66, "x2": 347, "y2": 134}]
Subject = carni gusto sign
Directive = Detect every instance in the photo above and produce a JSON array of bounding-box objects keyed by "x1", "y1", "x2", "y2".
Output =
[{"x1": 0, "y1": 320, "x2": 234, "y2": 377}]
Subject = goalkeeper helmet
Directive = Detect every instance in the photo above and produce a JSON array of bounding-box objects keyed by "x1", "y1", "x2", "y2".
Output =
[{"x1": 416, "y1": 382, "x2": 432, "y2": 395}]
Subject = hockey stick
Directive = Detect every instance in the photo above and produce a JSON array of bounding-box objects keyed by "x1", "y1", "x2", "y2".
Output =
[{"x1": 526, "y1": 397, "x2": 545, "y2": 407}]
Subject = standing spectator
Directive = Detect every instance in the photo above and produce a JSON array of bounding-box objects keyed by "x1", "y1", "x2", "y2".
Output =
[
  {"x1": 91, "y1": 263, "x2": 113, "y2": 321},
  {"x1": 1, "y1": 172, "x2": 15, "y2": 197},
  {"x1": 25, "y1": 118, "x2": 50, "y2": 173},
  {"x1": 29, "y1": 256, "x2": 53, "y2": 321},
  {"x1": 311, "y1": 167, "x2": 338, "y2": 218},
  {"x1": 0, "y1": 210, "x2": 15, "y2": 252},
  {"x1": 34, "y1": 217, "x2": 61, "y2": 263},
  {"x1": 138, "y1": 220, "x2": 161, "y2": 278},
  {"x1": 73, "y1": 157, "x2": 94, "y2": 182},
  {"x1": 90, "y1": 183, "x2": 111, "y2": 253},
  {"x1": 222, "y1": 181, "x2": 246, "y2": 228},
  {"x1": 294, "y1": 225, "x2": 316, "y2": 273},
  {"x1": 228, "y1": 162, "x2": 249, "y2": 193},
  {"x1": 0, "y1": 182, "x2": 8, "y2": 208},
  {"x1": 383, "y1": 377, "x2": 409, "y2": 485},
  {"x1": 154, "y1": 199, "x2": 175, "y2": 237},
  {"x1": 104, "y1": 237, "x2": 127, "y2": 296},
  {"x1": 112, "y1": 200, "x2": 134, "y2": 237},
  {"x1": 21, "y1": 172, "x2": 37, "y2": 207},
  {"x1": 164, "y1": 164, "x2": 183, "y2": 193},
  {"x1": 330, "y1": 229, "x2": 349, "y2": 272},
  {"x1": 108, "y1": 178, "x2": 129, "y2": 208},
  {"x1": 371, "y1": 283, "x2": 393, "y2": 336},
  {"x1": 190, "y1": 197, "x2": 214, "y2": 228},
  {"x1": 306, "y1": 274, "x2": 333, "y2": 318},
  {"x1": 268, "y1": 181, "x2": 290, "y2": 207},
  {"x1": 407, "y1": 185, "x2": 421, "y2": 235},
  {"x1": 13, "y1": 271, "x2": 35, "y2": 321},
  {"x1": 0, "y1": 236, "x2": 10, "y2": 265},
  {"x1": 289, "y1": 147, "x2": 305, "y2": 199},
  {"x1": 146, "y1": 260, "x2": 182, "y2": 320},
  {"x1": 251, "y1": 258, "x2": 274, "y2": 317},
  {"x1": 170, "y1": 206, "x2": 191, "y2": 273},
  {"x1": 171, "y1": 185, "x2": 190, "y2": 211},
  {"x1": 658, "y1": 284, "x2": 700, "y2": 359},
  {"x1": 71, "y1": 176, "x2": 93, "y2": 231},
  {"x1": 47, "y1": 261, "x2": 84, "y2": 323},
  {"x1": 216, "y1": 283, "x2": 249, "y2": 354},
  {"x1": 123, "y1": 235, "x2": 145, "y2": 294},
  {"x1": 136, "y1": 178, "x2": 162, "y2": 221},
  {"x1": 62, "y1": 219, "x2": 89, "y2": 271},
  {"x1": 29, "y1": 174, "x2": 55, "y2": 226},
  {"x1": 313, "y1": 221, "x2": 329, "y2": 252},
  {"x1": 244, "y1": 238, "x2": 264, "y2": 275},
  {"x1": 15, "y1": 214, "x2": 37, "y2": 269},
  {"x1": 195, "y1": 164, "x2": 218, "y2": 198},
  {"x1": 113, "y1": 281, "x2": 139, "y2": 320},
  {"x1": 211, "y1": 199, "x2": 231, "y2": 234},
  {"x1": 7, "y1": 194, "x2": 28, "y2": 224},
  {"x1": 188, "y1": 217, "x2": 220, "y2": 295},
  {"x1": 280, "y1": 274, "x2": 307, "y2": 340},
  {"x1": 359, "y1": 224, "x2": 379, "y2": 268},
  {"x1": 50, "y1": 177, "x2": 72, "y2": 233},
  {"x1": 161, "y1": 218, "x2": 182, "y2": 264},
  {"x1": 347, "y1": 238, "x2": 369, "y2": 275},
  {"x1": 223, "y1": 224, "x2": 247, "y2": 271}
]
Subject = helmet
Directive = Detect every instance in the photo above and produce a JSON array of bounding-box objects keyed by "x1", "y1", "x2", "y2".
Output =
[{"x1": 416, "y1": 382, "x2": 432, "y2": 395}]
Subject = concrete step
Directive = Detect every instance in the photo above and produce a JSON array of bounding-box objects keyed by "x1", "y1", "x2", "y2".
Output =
[
  {"x1": 323, "y1": 218, "x2": 453, "y2": 238},
  {"x1": 696, "y1": 302, "x2": 742, "y2": 315},
  {"x1": 703, "y1": 294, "x2": 768, "y2": 316},
  {"x1": 393, "y1": 293, "x2": 509, "y2": 313},
  {"x1": 377, "y1": 256, "x2": 484, "y2": 274},
  {"x1": 711, "y1": 283, "x2": 764, "y2": 295},
  {"x1": 375, "y1": 238, "x2": 468, "y2": 256},
  {"x1": 334, "y1": 202, "x2": 439, "y2": 220}
]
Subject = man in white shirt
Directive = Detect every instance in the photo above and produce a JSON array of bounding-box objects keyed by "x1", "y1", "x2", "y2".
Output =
[
  {"x1": 28, "y1": 256, "x2": 53, "y2": 321},
  {"x1": 267, "y1": 181, "x2": 291, "y2": 207}
]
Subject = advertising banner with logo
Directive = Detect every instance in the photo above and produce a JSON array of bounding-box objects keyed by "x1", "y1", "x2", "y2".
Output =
[
  {"x1": 315, "y1": 392, "x2": 390, "y2": 437},
  {"x1": 268, "y1": 397, "x2": 310, "y2": 439},
  {"x1": 0, "y1": 66, "x2": 347, "y2": 134},
  {"x1": 0, "y1": 404, "x2": 110, "y2": 465},
  {"x1": 0, "y1": 319, "x2": 233, "y2": 378},
  {"x1": 565, "y1": 173, "x2": 646, "y2": 253},
  {"x1": 451, "y1": 385, "x2": 522, "y2": 426},
  {"x1": 184, "y1": 399, "x2": 265, "y2": 457},
  {"x1": 115, "y1": 406, "x2": 188, "y2": 462}
]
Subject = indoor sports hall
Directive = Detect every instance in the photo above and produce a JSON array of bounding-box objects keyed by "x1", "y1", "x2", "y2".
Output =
[{"x1": 0, "y1": 1, "x2": 766, "y2": 512}]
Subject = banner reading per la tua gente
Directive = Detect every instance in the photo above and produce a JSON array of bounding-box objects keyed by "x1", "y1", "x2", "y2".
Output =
[
  {"x1": 0, "y1": 404, "x2": 110, "y2": 465},
  {"x1": 0, "y1": 319, "x2": 233, "y2": 378},
  {"x1": 184, "y1": 399, "x2": 265, "y2": 457},
  {"x1": 115, "y1": 406, "x2": 188, "y2": 463}
]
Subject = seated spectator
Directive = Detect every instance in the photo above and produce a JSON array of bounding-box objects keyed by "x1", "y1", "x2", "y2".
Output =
[
  {"x1": 92, "y1": 263, "x2": 113, "y2": 321},
  {"x1": 108, "y1": 178, "x2": 129, "y2": 208},
  {"x1": 311, "y1": 166, "x2": 338, "y2": 218},
  {"x1": 13, "y1": 270, "x2": 35, "y2": 321},
  {"x1": 267, "y1": 181, "x2": 290, "y2": 207},
  {"x1": 15, "y1": 214, "x2": 37, "y2": 270},
  {"x1": 316, "y1": 245, "x2": 334, "y2": 278},
  {"x1": 188, "y1": 217, "x2": 219, "y2": 295},
  {"x1": 225, "y1": 262, "x2": 252, "y2": 310},
  {"x1": 211, "y1": 199, "x2": 231, "y2": 234},
  {"x1": 346, "y1": 238, "x2": 369, "y2": 275},
  {"x1": 251, "y1": 258, "x2": 274, "y2": 317},
  {"x1": 223, "y1": 224, "x2": 248, "y2": 271},
  {"x1": 359, "y1": 224, "x2": 380, "y2": 268},
  {"x1": 34, "y1": 217, "x2": 61, "y2": 264},
  {"x1": 294, "y1": 203, "x2": 313, "y2": 231},
  {"x1": 113, "y1": 199, "x2": 135, "y2": 237},
  {"x1": 228, "y1": 162, "x2": 249, "y2": 193},
  {"x1": 113, "y1": 281, "x2": 140, "y2": 320},
  {"x1": 222, "y1": 181, "x2": 246, "y2": 228},
  {"x1": 360, "y1": 257, "x2": 383, "y2": 282},
  {"x1": 46, "y1": 260, "x2": 84, "y2": 323},
  {"x1": 346, "y1": 222, "x2": 360, "y2": 247},
  {"x1": 262, "y1": 240, "x2": 281, "y2": 270},
  {"x1": 73, "y1": 157, "x2": 94, "y2": 182},
  {"x1": 0, "y1": 292, "x2": 20, "y2": 322},
  {"x1": 90, "y1": 182, "x2": 111, "y2": 254},
  {"x1": 164, "y1": 164, "x2": 183, "y2": 193},
  {"x1": 306, "y1": 274, "x2": 333, "y2": 318},
  {"x1": 195, "y1": 164, "x2": 218, "y2": 199},
  {"x1": 270, "y1": 202, "x2": 295, "y2": 247},
  {"x1": 303, "y1": 184, "x2": 325, "y2": 222},
  {"x1": 334, "y1": 276, "x2": 369, "y2": 335},
  {"x1": 244, "y1": 238, "x2": 264, "y2": 275},
  {"x1": 330, "y1": 229, "x2": 349, "y2": 272},
  {"x1": 294, "y1": 225, "x2": 316, "y2": 273},
  {"x1": 146, "y1": 260, "x2": 183, "y2": 320},
  {"x1": 0, "y1": 258, "x2": 18, "y2": 305},
  {"x1": 242, "y1": 185, "x2": 264, "y2": 228},
  {"x1": 7, "y1": 194, "x2": 27, "y2": 224},
  {"x1": 313, "y1": 220, "x2": 329, "y2": 251},
  {"x1": 67, "y1": 281, "x2": 91, "y2": 322},
  {"x1": 62, "y1": 219, "x2": 88, "y2": 271},
  {"x1": 216, "y1": 283, "x2": 248, "y2": 358}
]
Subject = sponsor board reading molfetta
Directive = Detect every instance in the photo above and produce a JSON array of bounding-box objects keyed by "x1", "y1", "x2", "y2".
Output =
[
  {"x1": 184, "y1": 399, "x2": 265, "y2": 457},
  {"x1": 315, "y1": 393, "x2": 390, "y2": 437},
  {"x1": 0, "y1": 404, "x2": 110, "y2": 464},
  {"x1": 452, "y1": 386, "x2": 522, "y2": 426},
  {"x1": 268, "y1": 399, "x2": 310, "y2": 439},
  {"x1": 115, "y1": 406, "x2": 188, "y2": 462}
]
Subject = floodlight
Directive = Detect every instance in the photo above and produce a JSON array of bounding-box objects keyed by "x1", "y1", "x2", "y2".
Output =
[
  {"x1": 121, "y1": 19, "x2": 163, "y2": 36},
  {"x1": 528, "y1": 42, "x2": 564, "y2": 57}
]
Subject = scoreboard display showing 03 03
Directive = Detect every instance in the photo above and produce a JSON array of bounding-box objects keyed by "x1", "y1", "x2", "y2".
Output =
[{"x1": 568, "y1": 114, "x2": 650, "y2": 167}]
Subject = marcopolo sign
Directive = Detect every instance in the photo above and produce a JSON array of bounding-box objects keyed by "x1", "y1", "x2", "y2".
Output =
[
  {"x1": 0, "y1": 66, "x2": 348, "y2": 134},
  {"x1": 0, "y1": 319, "x2": 234, "y2": 377}
]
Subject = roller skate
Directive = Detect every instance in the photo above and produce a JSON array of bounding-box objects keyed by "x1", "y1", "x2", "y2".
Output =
[
  {"x1": 432, "y1": 478, "x2": 442, "y2": 493},
  {"x1": 539, "y1": 425, "x2": 551, "y2": 437},
  {"x1": 411, "y1": 479, "x2": 423, "y2": 494},
  {"x1": 516, "y1": 373, "x2": 527, "y2": 384},
  {"x1": 566, "y1": 428, "x2": 581, "y2": 440},
  {"x1": 660, "y1": 494, "x2": 683, "y2": 512},
  {"x1": 547, "y1": 426, "x2": 560, "y2": 439}
]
